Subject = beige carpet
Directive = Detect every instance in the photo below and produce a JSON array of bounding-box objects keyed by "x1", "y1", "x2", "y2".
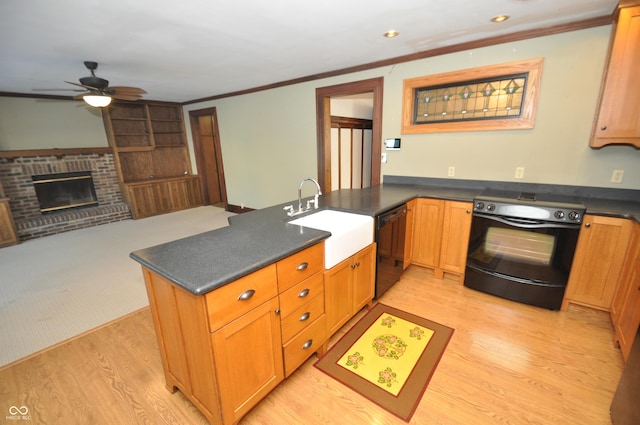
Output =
[{"x1": 0, "y1": 206, "x2": 235, "y2": 367}]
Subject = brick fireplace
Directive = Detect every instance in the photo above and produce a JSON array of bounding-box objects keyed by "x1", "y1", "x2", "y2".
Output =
[{"x1": 0, "y1": 151, "x2": 131, "y2": 241}]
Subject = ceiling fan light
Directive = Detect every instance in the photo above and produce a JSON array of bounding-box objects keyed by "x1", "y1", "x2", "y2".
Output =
[{"x1": 83, "y1": 95, "x2": 112, "y2": 107}]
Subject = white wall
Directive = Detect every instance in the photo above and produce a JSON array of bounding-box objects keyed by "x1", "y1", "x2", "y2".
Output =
[
  {"x1": 184, "y1": 25, "x2": 639, "y2": 208},
  {"x1": 0, "y1": 97, "x2": 108, "y2": 149},
  {"x1": 379, "y1": 26, "x2": 639, "y2": 188}
]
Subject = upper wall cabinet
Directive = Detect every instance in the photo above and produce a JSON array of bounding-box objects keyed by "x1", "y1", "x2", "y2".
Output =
[{"x1": 590, "y1": 3, "x2": 640, "y2": 148}]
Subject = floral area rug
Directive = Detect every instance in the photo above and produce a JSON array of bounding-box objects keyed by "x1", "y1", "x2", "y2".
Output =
[{"x1": 314, "y1": 303, "x2": 453, "y2": 421}]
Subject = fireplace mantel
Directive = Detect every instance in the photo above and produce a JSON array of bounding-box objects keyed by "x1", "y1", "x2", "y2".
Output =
[{"x1": 0, "y1": 147, "x2": 112, "y2": 160}]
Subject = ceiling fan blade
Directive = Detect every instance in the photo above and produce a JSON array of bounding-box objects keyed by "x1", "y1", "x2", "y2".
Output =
[
  {"x1": 111, "y1": 93, "x2": 144, "y2": 101},
  {"x1": 33, "y1": 88, "x2": 86, "y2": 92},
  {"x1": 108, "y1": 86, "x2": 147, "y2": 95},
  {"x1": 65, "y1": 81, "x2": 100, "y2": 91}
]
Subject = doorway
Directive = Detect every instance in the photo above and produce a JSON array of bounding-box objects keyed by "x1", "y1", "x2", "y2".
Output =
[
  {"x1": 188, "y1": 107, "x2": 228, "y2": 208},
  {"x1": 315, "y1": 77, "x2": 383, "y2": 193}
]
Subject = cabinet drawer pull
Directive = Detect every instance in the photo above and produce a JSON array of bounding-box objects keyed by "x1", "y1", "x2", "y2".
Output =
[
  {"x1": 237, "y1": 289, "x2": 256, "y2": 301},
  {"x1": 302, "y1": 339, "x2": 313, "y2": 349},
  {"x1": 296, "y1": 262, "x2": 309, "y2": 271},
  {"x1": 299, "y1": 312, "x2": 311, "y2": 322},
  {"x1": 600, "y1": 125, "x2": 607, "y2": 131},
  {"x1": 298, "y1": 288, "x2": 310, "y2": 298},
  {"x1": 585, "y1": 223, "x2": 591, "y2": 228}
]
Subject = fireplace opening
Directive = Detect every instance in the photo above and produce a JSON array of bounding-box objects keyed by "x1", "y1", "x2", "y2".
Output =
[{"x1": 32, "y1": 171, "x2": 99, "y2": 214}]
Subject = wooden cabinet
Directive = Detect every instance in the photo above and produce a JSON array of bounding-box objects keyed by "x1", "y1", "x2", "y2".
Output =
[
  {"x1": 403, "y1": 198, "x2": 417, "y2": 269},
  {"x1": 590, "y1": 3, "x2": 640, "y2": 148},
  {"x1": 411, "y1": 198, "x2": 472, "y2": 280},
  {"x1": 103, "y1": 101, "x2": 203, "y2": 218},
  {"x1": 141, "y1": 243, "x2": 330, "y2": 425},
  {"x1": 210, "y1": 297, "x2": 283, "y2": 424},
  {"x1": 276, "y1": 244, "x2": 327, "y2": 377},
  {"x1": 0, "y1": 198, "x2": 19, "y2": 247},
  {"x1": 325, "y1": 243, "x2": 376, "y2": 336},
  {"x1": 562, "y1": 215, "x2": 633, "y2": 311},
  {"x1": 125, "y1": 176, "x2": 203, "y2": 219},
  {"x1": 411, "y1": 198, "x2": 443, "y2": 269},
  {"x1": 611, "y1": 221, "x2": 640, "y2": 361},
  {"x1": 143, "y1": 264, "x2": 283, "y2": 425}
]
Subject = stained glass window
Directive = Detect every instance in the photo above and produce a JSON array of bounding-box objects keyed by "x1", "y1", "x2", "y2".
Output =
[
  {"x1": 413, "y1": 73, "x2": 528, "y2": 124},
  {"x1": 401, "y1": 58, "x2": 543, "y2": 134}
]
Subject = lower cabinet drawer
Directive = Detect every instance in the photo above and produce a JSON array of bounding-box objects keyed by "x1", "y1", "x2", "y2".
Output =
[
  {"x1": 282, "y1": 315, "x2": 327, "y2": 377},
  {"x1": 279, "y1": 272, "x2": 324, "y2": 317},
  {"x1": 205, "y1": 264, "x2": 278, "y2": 332},
  {"x1": 280, "y1": 294, "x2": 325, "y2": 342}
]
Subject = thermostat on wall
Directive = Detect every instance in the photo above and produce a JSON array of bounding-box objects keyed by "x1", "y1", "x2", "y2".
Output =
[{"x1": 385, "y1": 138, "x2": 401, "y2": 150}]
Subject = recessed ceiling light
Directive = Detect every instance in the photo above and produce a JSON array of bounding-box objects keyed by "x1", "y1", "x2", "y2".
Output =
[
  {"x1": 383, "y1": 30, "x2": 399, "y2": 38},
  {"x1": 491, "y1": 15, "x2": 510, "y2": 23}
]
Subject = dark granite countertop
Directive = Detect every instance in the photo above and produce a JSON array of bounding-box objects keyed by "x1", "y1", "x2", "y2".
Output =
[{"x1": 130, "y1": 177, "x2": 640, "y2": 296}]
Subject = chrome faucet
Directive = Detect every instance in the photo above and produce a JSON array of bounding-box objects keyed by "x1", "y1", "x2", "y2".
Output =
[
  {"x1": 298, "y1": 177, "x2": 322, "y2": 213},
  {"x1": 284, "y1": 177, "x2": 322, "y2": 217}
]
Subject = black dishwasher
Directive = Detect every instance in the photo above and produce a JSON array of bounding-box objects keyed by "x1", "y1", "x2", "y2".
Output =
[{"x1": 375, "y1": 204, "x2": 407, "y2": 299}]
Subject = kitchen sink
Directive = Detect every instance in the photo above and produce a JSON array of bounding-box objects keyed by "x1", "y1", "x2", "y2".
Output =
[{"x1": 289, "y1": 209, "x2": 374, "y2": 269}]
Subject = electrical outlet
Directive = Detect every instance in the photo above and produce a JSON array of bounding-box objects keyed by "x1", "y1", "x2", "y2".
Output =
[
  {"x1": 448, "y1": 166, "x2": 455, "y2": 177},
  {"x1": 381, "y1": 153, "x2": 388, "y2": 163},
  {"x1": 611, "y1": 169, "x2": 624, "y2": 183},
  {"x1": 515, "y1": 167, "x2": 525, "y2": 179}
]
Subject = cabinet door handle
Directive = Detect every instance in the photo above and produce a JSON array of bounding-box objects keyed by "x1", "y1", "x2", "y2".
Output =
[
  {"x1": 298, "y1": 288, "x2": 310, "y2": 298},
  {"x1": 296, "y1": 262, "x2": 309, "y2": 271},
  {"x1": 237, "y1": 289, "x2": 255, "y2": 301},
  {"x1": 302, "y1": 339, "x2": 313, "y2": 349},
  {"x1": 600, "y1": 125, "x2": 607, "y2": 131},
  {"x1": 585, "y1": 223, "x2": 591, "y2": 228},
  {"x1": 299, "y1": 312, "x2": 310, "y2": 322}
]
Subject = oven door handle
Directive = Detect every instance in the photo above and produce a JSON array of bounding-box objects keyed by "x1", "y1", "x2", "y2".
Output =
[{"x1": 473, "y1": 212, "x2": 579, "y2": 229}]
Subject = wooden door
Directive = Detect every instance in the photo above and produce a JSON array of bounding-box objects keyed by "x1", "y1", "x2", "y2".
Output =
[
  {"x1": 211, "y1": 298, "x2": 284, "y2": 424},
  {"x1": 411, "y1": 198, "x2": 444, "y2": 269},
  {"x1": 316, "y1": 78, "x2": 383, "y2": 193},
  {"x1": 352, "y1": 244, "x2": 375, "y2": 314},
  {"x1": 563, "y1": 215, "x2": 633, "y2": 310},
  {"x1": 591, "y1": 5, "x2": 640, "y2": 147},
  {"x1": 439, "y1": 201, "x2": 473, "y2": 275},
  {"x1": 324, "y1": 258, "x2": 354, "y2": 336},
  {"x1": 188, "y1": 108, "x2": 228, "y2": 207}
]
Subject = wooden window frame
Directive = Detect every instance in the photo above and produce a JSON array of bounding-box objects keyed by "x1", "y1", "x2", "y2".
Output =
[{"x1": 402, "y1": 58, "x2": 544, "y2": 134}]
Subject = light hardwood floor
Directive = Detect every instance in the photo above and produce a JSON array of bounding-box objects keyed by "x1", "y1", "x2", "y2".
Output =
[{"x1": 0, "y1": 266, "x2": 623, "y2": 424}]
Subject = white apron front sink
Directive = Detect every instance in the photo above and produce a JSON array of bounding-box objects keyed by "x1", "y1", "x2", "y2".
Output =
[{"x1": 289, "y1": 209, "x2": 374, "y2": 269}]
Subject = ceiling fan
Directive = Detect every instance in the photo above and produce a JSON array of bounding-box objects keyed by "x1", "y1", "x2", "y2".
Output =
[{"x1": 65, "y1": 61, "x2": 147, "y2": 107}]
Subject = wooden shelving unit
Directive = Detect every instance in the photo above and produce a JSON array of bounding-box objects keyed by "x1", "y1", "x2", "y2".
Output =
[{"x1": 103, "y1": 101, "x2": 202, "y2": 218}]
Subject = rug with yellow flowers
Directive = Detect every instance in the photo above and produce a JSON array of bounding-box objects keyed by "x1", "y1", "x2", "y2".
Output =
[{"x1": 314, "y1": 303, "x2": 454, "y2": 421}]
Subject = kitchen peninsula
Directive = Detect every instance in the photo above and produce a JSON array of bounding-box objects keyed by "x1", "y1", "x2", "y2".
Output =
[{"x1": 131, "y1": 176, "x2": 640, "y2": 425}]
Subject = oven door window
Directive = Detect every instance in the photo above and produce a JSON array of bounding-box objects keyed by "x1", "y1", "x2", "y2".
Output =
[{"x1": 467, "y1": 216, "x2": 579, "y2": 286}]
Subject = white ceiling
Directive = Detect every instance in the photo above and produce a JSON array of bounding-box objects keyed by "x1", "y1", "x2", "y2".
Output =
[{"x1": 0, "y1": 0, "x2": 618, "y2": 103}]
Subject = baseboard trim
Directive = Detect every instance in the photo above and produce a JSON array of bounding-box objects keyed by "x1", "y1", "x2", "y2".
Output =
[{"x1": 227, "y1": 204, "x2": 255, "y2": 214}]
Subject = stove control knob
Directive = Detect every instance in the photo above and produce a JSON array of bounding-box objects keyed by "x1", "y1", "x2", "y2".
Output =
[
  {"x1": 486, "y1": 203, "x2": 496, "y2": 211},
  {"x1": 568, "y1": 211, "x2": 581, "y2": 221},
  {"x1": 554, "y1": 210, "x2": 565, "y2": 219},
  {"x1": 475, "y1": 202, "x2": 485, "y2": 210}
]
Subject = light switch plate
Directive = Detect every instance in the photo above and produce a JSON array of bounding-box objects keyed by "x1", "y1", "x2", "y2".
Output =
[{"x1": 611, "y1": 169, "x2": 624, "y2": 183}]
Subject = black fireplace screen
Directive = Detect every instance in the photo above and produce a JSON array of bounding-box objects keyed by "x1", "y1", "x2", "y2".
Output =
[{"x1": 32, "y1": 171, "x2": 98, "y2": 213}]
